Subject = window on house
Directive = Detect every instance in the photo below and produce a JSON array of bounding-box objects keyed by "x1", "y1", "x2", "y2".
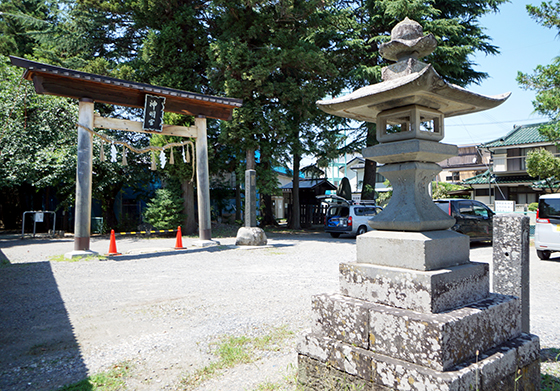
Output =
[{"x1": 475, "y1": 189, "x2": 494, "y2": 197}]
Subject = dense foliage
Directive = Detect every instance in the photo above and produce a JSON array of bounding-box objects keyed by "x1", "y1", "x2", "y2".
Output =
[
  {"x1": 0, "y1": 0, "x2": 509, "y2": 230},
  {"x1": 143, "y1": 186, "x2": 186, "y2": 229},
  {"x1": 526, "y1": 148, "x2": 560, "y2": 193}
]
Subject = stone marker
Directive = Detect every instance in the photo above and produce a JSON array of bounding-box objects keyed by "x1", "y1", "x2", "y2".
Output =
[
  {"x1": 493, "y1": 213, "x2": 531, "y2": 333},
  {"x1": 235, "y1": 169, "x2": 267, "y2": 246},
  {"x1": 245, "y1": 169, "x2": 257, "y2": 228},
  {"x1": 297, "y1": 18, "x2": 540, "y2": 390}
]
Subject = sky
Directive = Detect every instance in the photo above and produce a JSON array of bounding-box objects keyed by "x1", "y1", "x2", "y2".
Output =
[{"x1": 443, "y1": 1, "x2": 559, "y2": 146}]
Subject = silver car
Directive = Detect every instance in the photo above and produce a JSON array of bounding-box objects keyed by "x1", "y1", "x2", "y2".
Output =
[{"x1": 318, "y1": 195, "x2": 382, "y2": 238}]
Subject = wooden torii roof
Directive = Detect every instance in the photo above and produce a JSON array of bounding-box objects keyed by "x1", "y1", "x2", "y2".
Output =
[{"x1": 9, "y1": 56, "x2": 242, "y2": 121}]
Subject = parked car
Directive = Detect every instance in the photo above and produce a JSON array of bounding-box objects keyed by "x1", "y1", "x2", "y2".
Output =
[
  {"x1": 434, "y1": 199, "x2": 494, "y2": 242},
  {"x1": 535, "y1": 194, "x2": 560, "y2": 260},
  {"x1": 317, "y1": 195, "x2": 382, "y2": 238}
]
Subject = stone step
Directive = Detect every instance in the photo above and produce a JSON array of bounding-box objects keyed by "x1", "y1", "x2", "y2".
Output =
[
  {"x1": 312, "y1": 292, "x2": 522, "y2": 371},
  {"x1": 339, "y1": 261, "x2": 489, "y2": 313},
  {"x1": 298, "y1": 332, "x2": 540, "y2": 391}
]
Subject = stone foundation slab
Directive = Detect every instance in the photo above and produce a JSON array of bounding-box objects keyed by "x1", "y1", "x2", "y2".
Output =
[
  {"x1": 311, "y1": 293, "x2": 521, "y2": 371},
  {"x1": 311, "y1": 293, "x2": 370, "y2": 349},
  {"x1": 356, "y1": 230, "x2": 469, "y2": 270},
  {"x1": 369, "y1": 293, "x2": 521, "y2": 371},
  {"x1": 298, "y1": 333, "x2": 540, "y2": 391},
  {"x1": 339, "y1": 261, "x2": 489, "y2": 313}
]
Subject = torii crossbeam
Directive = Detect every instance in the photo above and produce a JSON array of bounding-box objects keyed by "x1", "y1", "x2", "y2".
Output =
[{"x1": 10, "y1": 56, "x2": 242, "y2": 254}]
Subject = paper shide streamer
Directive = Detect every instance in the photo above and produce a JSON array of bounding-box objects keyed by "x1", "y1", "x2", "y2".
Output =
[{"x1": 77, "y1": 123, "x2": 196, "y2": 182}]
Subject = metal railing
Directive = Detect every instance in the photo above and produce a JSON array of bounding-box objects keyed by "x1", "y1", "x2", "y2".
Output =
[{"x1": 21, "y1": 211, "x2": 56, "y2": 238}]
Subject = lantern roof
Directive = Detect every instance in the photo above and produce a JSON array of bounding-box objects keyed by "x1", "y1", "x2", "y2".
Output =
[
  {"x1": 317, "y1": 18, "x2": 510, "y2": 122},
  {"x1": 317, "y1": 65, "x2": 510, "y2": 122}
]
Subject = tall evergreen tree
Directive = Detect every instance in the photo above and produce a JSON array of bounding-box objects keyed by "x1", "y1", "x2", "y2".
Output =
[
  {"x1": 0, "y1": 0, "x2": 56, "y2": 57},
  {"x1": 209, "y1": 0, "x2": 347, "y2": 228}
]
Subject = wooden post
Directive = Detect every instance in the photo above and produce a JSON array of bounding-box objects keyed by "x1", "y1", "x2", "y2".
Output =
[
  {"x1": 74, "y1": 99, "x2": 94, "y2": 251},
  {"x1": 195, "y1": 117, "x2": 212, "y2": 241}
]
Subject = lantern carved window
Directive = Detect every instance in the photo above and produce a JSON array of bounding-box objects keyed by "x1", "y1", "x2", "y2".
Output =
[{"x1": 376, "y1": 105, "x2": 444, "y2": 143}]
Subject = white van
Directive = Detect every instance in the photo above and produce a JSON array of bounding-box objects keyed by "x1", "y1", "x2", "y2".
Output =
[{"x1": 535, "y1": 194, "x2": 560, "y2": 260}]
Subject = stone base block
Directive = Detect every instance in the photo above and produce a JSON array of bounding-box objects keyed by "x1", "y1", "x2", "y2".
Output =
[
  {"x1": 298, "y1": 333, "x2": 540, "y2": 391},
  {"x1": 64, "y1": 250, "x2": 98, "y2": 259},
  {"x1": 312, "y1": 293, "x2": 522, "y2": 371},
  {"x1": 311, "y1": 293, "x2": 370, "y2": 349},
  {"x1": 356, "y1": 230, "x2": 469, "y2": 270},
  {"x1": 339, "y1": 261, "x2": 489, "y2": 313}
]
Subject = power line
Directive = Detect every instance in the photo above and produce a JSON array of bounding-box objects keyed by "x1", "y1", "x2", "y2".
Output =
[{"x1": 445, "y1": 118, "x2": 547, "y2": 127}]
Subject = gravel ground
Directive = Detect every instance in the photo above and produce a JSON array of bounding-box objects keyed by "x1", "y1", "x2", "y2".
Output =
[{"x1": 0, "y1": 232, "x2": 559, "y2": 391}]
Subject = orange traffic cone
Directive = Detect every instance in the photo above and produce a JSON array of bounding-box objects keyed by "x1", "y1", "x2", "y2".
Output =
[
  {"x1": 174, "y1": 226, "x2": 185, "y2": 249},
  {"x1": 107, "y1": 229, "x2": 121, "y2": 256}
]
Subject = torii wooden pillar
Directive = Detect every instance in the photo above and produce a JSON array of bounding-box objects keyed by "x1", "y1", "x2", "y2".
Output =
[{"x1": 10, "y1": 56, "x2": 242, "y2": 254}]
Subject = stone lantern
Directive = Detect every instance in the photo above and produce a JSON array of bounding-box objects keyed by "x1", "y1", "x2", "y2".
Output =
[{"x1": 297, "y1": 18, "x2": 541, "y2": 390}]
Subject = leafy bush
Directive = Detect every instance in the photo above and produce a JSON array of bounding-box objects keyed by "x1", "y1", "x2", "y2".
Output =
[
  {"x1": 528, "y1": 202, "x2": 538, "y2": 212},
  {"x1": 431, "y1": 181, "x2": 469, "y2": 200},
  {"x1": 143, "y1": 187, "x2": 185, "y2": 229}
]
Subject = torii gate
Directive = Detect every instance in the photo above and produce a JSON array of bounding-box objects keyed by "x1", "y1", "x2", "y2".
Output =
[{"x1": 10, "y1": 56, "x2": 242, "y2": 255}]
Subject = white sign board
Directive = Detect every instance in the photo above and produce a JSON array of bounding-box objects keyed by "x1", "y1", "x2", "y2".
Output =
[
  {"x1": 494, "y1": 200, "x2": 515, "y2": 213},
  {"x1": 34, "y1": 212, "x2": 44, "y2": 222}
]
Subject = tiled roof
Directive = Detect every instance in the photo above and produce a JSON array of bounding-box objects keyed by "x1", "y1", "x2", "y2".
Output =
[
  {"x1": 481, "y1": 122, "x2": 552, "y2": 148},
  {"x1": 462, "y1": 170, "x2": 535, "y2": 185},
  {"x1": 282, "y1": 179, "x2": 336, "y2": 190}
]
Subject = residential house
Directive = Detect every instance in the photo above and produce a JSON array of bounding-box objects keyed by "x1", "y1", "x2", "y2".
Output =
[
  {"x1": 437, "y1": 144, "x2": 490, "y2": 184},
  {"x1": 322, "y1": 153, "x2": 389, "y2": 201},
  {"x1": 462, "y1": 122, "x2": 555, "y2": 207}
]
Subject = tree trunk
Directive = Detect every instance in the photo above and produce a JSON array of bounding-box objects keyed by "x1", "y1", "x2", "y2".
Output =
[
  {"x1": 235, "y1": 180, "x2": 241, "y2": 221},
  {"x1": 259, "y1": 150, "x2": 276, "y2": 227},
  {"x1": 291, "y1": 153, "x2": 301, "y2": 230},
  {"x1": 246, "y1": 148, "x2": 256, "y2": 170},
  {"x1": 361, "y1": 159, "x2": 377, "y2": 200},
  {"x1": 182, "y1": 179, "x2": 197, "y2": 234},
  {"x1": 361, "y1": 123, "x2": 379, "y2": 201},
  {"x1": 261, "y1": 193, "x2": 277, "y2": 227}
]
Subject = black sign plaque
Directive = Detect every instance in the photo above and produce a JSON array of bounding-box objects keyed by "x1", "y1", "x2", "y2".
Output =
[{"x1": 143, "y1": 94, "x2": 166, "y2": 132}]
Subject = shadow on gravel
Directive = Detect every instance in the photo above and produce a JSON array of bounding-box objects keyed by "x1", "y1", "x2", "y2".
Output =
[
  {"x1": 267, "y1": 232, "x2": 355, "y2": 243},
  {"x1": 105, "y1": 243, "x2": 296, "y2": 262},
  {"x1": 0, "y1": 237, "x2": 74, "y2": 250},
  {"x1": 0, "y1": 262, "x2": 89, "y2": 391}
]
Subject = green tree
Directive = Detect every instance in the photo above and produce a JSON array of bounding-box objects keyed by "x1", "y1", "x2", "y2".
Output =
[
  {"x1": 517, "y1": 2, "x2": 560, "y2": 131},
  {"x1": 0, "y1": 0, "x2": 56, "y2": 57},
  {"x1": 143, "y1": 186, "x2": 186, "y2": 230},
  {"x1": 209, "y1": 0, "x2": 347, "y2": 229},
  {"x1": 526, "y1": 148, "x2": 560, "y2": 193},
  {"x1": 0, "y1": 54, "x2": 78, "y2": 229},
  {"x1": 431, "y1": 181, "x2": 469, "y2": 199},
  {"x1": 516, "y1": 2, "x2": 560, "y2": 192}
]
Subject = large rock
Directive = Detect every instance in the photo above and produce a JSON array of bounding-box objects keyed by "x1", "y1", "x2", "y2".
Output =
[{"x1": 235, "y1": 227, "x2": 267, "y2": 246}]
